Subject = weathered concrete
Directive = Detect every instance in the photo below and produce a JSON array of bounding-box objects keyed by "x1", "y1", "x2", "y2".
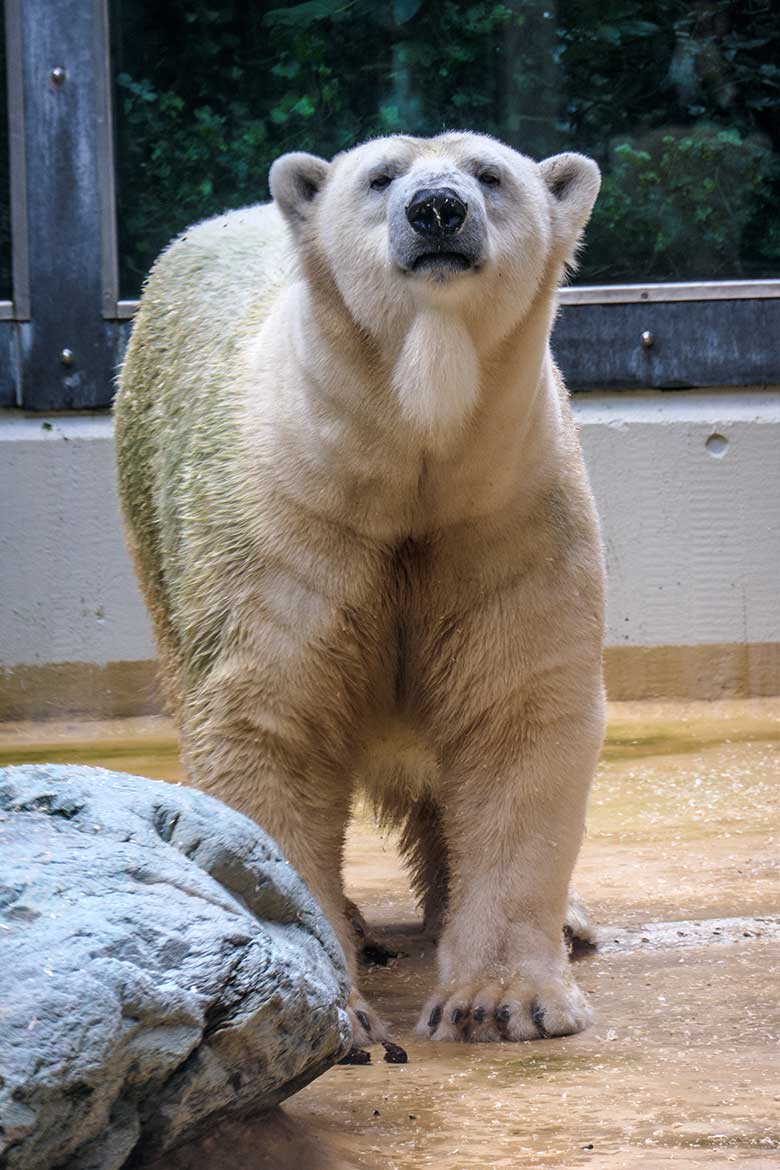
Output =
[
  {"x1": 1, "y1": 390, "x2": 779, "y2": 712},
  {"x1": 574, "y1": 388, "x2": 780, "y2": 698},
  {"x1": 574, "y1": 389, "x2": 780, "y2": 645},
  {"x1": 0, "y1": 764, "x2": 350, "y2": 1170},
  {"x1": 0, "y1": 415, "x2": 155, "y2": 667}
]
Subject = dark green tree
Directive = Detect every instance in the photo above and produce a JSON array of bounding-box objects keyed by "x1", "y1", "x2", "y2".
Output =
[{"x1": 110, "y1": 0, "x2": 780, "y2": 295}]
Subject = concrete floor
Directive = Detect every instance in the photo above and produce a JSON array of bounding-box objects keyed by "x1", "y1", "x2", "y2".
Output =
[{"x1": 2, "y1": 699, "x2": 779, "y2": 1169}]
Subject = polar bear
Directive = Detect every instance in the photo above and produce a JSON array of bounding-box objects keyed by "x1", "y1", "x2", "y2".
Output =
[{"x1": 115, "y1": 132, "x2": 605, "y2": 1052}]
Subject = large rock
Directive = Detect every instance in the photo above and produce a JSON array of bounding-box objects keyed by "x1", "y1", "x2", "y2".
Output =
[{"x1": 0, "y1": 765, "x2": 351, "y2": 1170}]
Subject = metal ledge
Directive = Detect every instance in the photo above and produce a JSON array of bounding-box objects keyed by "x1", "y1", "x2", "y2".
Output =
[
  {"x1": 560, "y1": 279, "x2": 780, "y2": 305},
  {"x1": 113, "y1": 279, "x2": 780, "y2": 320}
]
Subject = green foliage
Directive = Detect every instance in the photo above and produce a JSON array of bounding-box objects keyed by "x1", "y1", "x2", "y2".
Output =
[
  {"x1": 110, "y1": 0, "x2": 780, "y2": 295},
  {"x1": 588, "y1": 127, "x2": 777, "y2": 281}
]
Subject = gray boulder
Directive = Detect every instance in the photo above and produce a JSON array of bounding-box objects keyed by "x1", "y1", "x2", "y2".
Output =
[{"x1": 0, "y1": 765, "x2": 351, "y2": 1170}]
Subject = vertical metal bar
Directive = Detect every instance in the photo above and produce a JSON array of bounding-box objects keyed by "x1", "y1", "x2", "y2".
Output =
[
  {"x1": 5, "y1": 0, "x2": 30, "y2": 322},
  {"x1": 14, "y1": 0, "x2": 118, "y2": 409},
  {"x1": 94, "y1": 0, "x2": 118, "y2": 316},
  {"x1": 0, "y1": 321, "x2": 17, "y2": 405}
]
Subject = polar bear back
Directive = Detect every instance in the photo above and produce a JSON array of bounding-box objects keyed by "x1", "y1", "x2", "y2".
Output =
[
  {"x1": 115, "y1": 202, "x2": 294, "y2": 700},
  {"x1": 142, "y1": 201, "x2": 293, "y2": 354}
]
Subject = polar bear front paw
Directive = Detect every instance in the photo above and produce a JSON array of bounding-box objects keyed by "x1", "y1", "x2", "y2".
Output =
[
  {"x1": 417, "y1": 970, "x2": 592, "y2": 1043},
  {"x1": 347, "y1": 990, "x2": 388, "y2": 1045},
  {"x1": 341, "y1": 990, "x2": 409, "y2": 1064}
]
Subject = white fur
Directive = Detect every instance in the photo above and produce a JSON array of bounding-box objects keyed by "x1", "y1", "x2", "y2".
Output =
[{"x1": 392, "y1": 307, "x2": 479, "y2": 448}]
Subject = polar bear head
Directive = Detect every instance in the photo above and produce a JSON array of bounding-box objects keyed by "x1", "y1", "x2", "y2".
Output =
[
  {"x1": 270, "y1": 132, "x2": 600, "y2": 346},
  {"x1": 270, "y1": 133, "x2": 599, "y2": 446}
]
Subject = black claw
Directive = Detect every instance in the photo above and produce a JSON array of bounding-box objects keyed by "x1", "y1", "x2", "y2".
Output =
[
  {"x1": 382, "y1": 1040, "x2": 409, "y2": 1064},
  {"x1": 473, "y1": 1006, "x2": 486, "y2": 1023},
  {"x1": 428, "y1": 1004, "x2": 443, "y2": 1030},
  {"x1": 355, "y1": 1009, "x2": 372, "y2": 1037},
  {"x1": 531, "y1": 1001, "x2": 549, "y2": 1038},
  {"x1": 495, "y1": 1004, "x2": 512, "y2": 1023},
  {"x1": 339, "y1": 1046, "x2": 371, "y2": 1065}
]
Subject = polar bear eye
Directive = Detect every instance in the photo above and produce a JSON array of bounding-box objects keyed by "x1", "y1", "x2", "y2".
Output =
[
  {"x1": 478, "y1": 171, "x2": 501, "y2": 188},
  {"x1": 370, "y1": 175, "x2": 393, "y2": 191}
]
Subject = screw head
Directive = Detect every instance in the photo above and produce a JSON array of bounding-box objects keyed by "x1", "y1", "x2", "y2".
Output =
[
  {"x1": 640, "y1": 330, "x2": 655, "y2": 349},
  {"x1": 60, "y1": 348, "x2": 74, "y2": 367},
  {"x1": 50, "y1": 67, "x2": 66, "y2": 87}
]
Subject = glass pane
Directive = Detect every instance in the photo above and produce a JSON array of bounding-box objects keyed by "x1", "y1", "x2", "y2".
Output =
[
  {"x1": 0, "y1": 0, "x2": 12, "y2": 300},
  {"x1": 111, "y1": 0, "x2": 780, "y2": 298}
]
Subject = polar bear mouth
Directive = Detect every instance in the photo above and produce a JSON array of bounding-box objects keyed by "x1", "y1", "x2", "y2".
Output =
[{"x1": 410, "y1": 251, "x2": 474, "y2": 274}]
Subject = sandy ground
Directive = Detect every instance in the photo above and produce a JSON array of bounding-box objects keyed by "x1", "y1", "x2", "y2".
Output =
[{"x1": 2, "y1": 699, "x2": 779, "y2": 1169}]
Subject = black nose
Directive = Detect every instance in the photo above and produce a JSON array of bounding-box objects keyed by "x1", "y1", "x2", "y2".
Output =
[{"x1": 406, "y1": 187, "x2": 468, "y2": 238}]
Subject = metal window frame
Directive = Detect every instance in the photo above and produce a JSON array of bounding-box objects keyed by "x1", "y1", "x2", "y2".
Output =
[
  {"x1": 1, "y1": 0, "x2": 779, "y2": 411},
  {"x1": 560, "y1": 280, "x2": 780, "y2": 305}
]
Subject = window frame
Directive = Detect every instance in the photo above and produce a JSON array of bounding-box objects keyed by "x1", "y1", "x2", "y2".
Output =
[{"x1": 2, "y1": 0, "x2": 779, "y2": 411}]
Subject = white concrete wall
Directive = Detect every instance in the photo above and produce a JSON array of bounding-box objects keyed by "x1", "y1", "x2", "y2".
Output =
[
  {"x1": 1, "y1": 389, "x2": 779, "y2": 703},
  {"x1": 0, "y1": 415, "x2": 155, "y2": 667},
  {"x1": 573, "y1": 389, "x2": 780, "y2": 649}
]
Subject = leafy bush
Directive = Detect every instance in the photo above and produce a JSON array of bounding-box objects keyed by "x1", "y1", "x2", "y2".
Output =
[{"x1": 110, "y1": 0, "x2": 780, "y2": 295}]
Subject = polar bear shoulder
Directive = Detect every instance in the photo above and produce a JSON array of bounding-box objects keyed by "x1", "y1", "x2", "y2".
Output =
[{"x1": 138, "y1": 201, "x2": 294, "y2": 350}]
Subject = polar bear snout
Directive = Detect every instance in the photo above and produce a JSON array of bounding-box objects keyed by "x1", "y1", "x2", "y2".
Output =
[
  {"x1": 391, "y1": 180, "x2": 485, "y2": 280},
  {"x1": 406, "y1": 188, "x2": 468, "y2": 238}
]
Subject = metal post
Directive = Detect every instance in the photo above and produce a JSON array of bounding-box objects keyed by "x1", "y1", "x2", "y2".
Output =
[{"x1": 8, "y1": 0, "x2": 119, "y2": 409}]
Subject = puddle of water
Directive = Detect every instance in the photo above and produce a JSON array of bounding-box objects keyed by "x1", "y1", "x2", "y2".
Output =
[
  {"x1": 0, "y1": 717, "x2": 183, "y2": 781},
  {"x1": 2, "y1": 699, "x2": 780, "y2": 1168}
]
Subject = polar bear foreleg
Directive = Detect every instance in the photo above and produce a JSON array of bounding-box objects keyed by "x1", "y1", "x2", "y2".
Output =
[
  {"x1": 176, "y1": 614, "x2": 397, "y2": 1051},
  {"x1": 418, "y1": 679, "x2": 604, "y2": 1042}
]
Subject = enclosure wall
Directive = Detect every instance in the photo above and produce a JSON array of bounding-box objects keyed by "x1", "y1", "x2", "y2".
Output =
[{"x1": 2, "y1": 389, "x2": 778, "y2": 719}]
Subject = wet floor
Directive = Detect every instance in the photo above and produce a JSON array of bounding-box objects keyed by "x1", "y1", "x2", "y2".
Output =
[{"x1": 2, "y1": 700, "x2": 779, "y2": 1169}]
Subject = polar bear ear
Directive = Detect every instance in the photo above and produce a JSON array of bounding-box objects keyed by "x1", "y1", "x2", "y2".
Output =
[
  {"x1": 269, "y1": 152, "x2": 330, "y2": 229},
  {"x1": 539, "y1": 152, "x2": 601, "y2": 239}
]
